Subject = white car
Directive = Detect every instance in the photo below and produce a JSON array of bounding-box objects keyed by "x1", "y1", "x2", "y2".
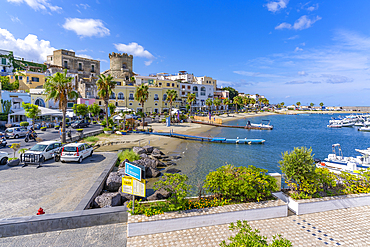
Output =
[
  {"x1": 5, "y1": 127, "x2": 28, "y2": 139},
  {"x1": 25, "y1": 141, "x2": 62, "y2": 161},
  {"x1": 0, "y1": 151, "x2": 9, "y2": 165},
  {"x1": 60, "y1": 143, "x2": 93, "y2": 163}
]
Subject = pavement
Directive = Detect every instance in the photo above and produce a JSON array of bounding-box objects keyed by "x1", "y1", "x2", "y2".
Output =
[
  {"x1": 0, "y1": 124, "x2": 102, "y2": 157},
  {"x1": 1, "y1": 205, "x2": 369, "y2": 246},
  {"x1": 0, "y1": 152, "x2": 116, "y2": 219}
]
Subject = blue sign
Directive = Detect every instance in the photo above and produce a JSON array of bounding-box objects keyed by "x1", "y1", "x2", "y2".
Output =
[
  {"x1": 166, "y1": 116, "x2": 171, "y2": 127},
  {"x1": 125, "y1": 162, "x2": 142, "y2": 181}
]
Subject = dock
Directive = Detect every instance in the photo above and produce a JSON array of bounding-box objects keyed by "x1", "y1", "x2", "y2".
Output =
[
  {"x1": 190, "y1": 120, "x2": 273, "y2": 130},
  {"x1": 129, "y1": 130, "x2": 265, "y2": 144}
]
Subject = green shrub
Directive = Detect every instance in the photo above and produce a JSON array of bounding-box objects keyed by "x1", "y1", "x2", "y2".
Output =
[
  {"x1": 220, "y1": 220, "x2": 292, "y2": 247},
  {"x1": 204, "y1": 165, "x2": 277, "y2": 202},
  {"x1": 20, "y1": 121, "x2": 29, "y2": 127},
  {"x1": 154, "y1": 173, "x2": 192, "y2": 207},
  {"x1": 103, "y1": 127, "x2": 112, "y2": 131},
  {"x1": 101, "y1": 120, "x2": 106, "y2": 127},
  {"x1": 84, "y1": 136, "x2": 99, "y2": 142},
  {"x1": 118, "y1": 149, "x2": 140, "y2": 162},
  {"x1": 40, "y1": 127, "x2": 46, "y2": 130}
]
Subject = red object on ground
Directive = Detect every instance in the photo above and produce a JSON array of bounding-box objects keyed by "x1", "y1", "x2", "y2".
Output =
[{"x1": 37, "y1": 207, "x2": 45, "y2": 215}]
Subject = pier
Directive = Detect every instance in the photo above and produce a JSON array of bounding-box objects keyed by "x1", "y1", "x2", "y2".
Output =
[{"x1": 190, "y1": 120, "x2": 274, "y2": 130}]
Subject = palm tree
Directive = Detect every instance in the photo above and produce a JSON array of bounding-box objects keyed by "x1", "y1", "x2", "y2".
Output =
[
  {"x1": 205, "y1": 98, "x2": 213, "y2": 112},
  {"x1": 223, "y1": 98, "x2": 230, "y2": 112},
  {"x1": 213, "y1": 98, "x2": 221, "y2": 111},
  {"x1": 233, "y1": 96, "x2": 243, "y2": 111},
  {"x1": 310, "y1": 103, "x2": 314, "y2": 108},
  {"x1": 44, "y1": 69, "x2": 78, "y2": 143},
  {"x1": 134, "y1": 84, "x2": 149, "y2": 129},
  {"x1": 320, "y1": 102, "x2": 324, "y2": 108},
  {"x1": 242, "y1": 97, "x2": 250, "y2": 109},
  {"x1": 187, "y1": 93, "x2": 196, "y2": 114},
  {"x1": 166, "y1": 89, "x2": 178, "y2": 121},
  {"x1": 96, "y1": 74, "x2": 116, "y2": 127},
  {"x1": 258, "y1": 97, "x2": 264, "y2": 110},
  {"x1": 281, "y1": 102, "x2": 285, "y2": 107},
  {"x1": 296, "y1": 102, "x2": 301, "y2": 110},
  {"x1": 249, "y1": 98, "x2": 256, "y2": 109}
]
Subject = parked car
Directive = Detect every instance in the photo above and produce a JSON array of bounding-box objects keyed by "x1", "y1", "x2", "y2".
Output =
[
  {"x1": 5, "y1": 127, "x2": 28, "y2": 139},
  {"x1": 60, "y1": 143, "x2": 93, "y2": 163},
  {"x1": 71, "y1": 120, "x2": 90, "y2": 129},
  {"x1": 25, "y1": 141, "x2": 63, "y2": 161},
  {"x1": 0, "y1": 151, "x2": 9, "y2": 165}
]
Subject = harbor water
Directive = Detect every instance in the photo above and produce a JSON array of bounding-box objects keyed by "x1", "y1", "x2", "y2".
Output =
[{"x1": 172, "y1": 113, "x2": 370, "y2": 192}]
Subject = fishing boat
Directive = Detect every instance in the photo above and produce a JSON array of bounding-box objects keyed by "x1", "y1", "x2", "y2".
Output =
[
  {"x1": 247, "y1": 120, "x2": 273, "y2": 130},
  {"x1": 358, "y1": 126, "x2": 370, "y2": 132}
]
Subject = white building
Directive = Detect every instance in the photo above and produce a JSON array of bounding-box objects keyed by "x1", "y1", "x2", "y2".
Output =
[
  {"x1": 166, "y1": 71, "x2": 195, "y2": 83},
  {"x1": 179, "y1": 82, "x2": 214, "y2": 111},
  {"x1": 0, "y1": 49, "x2": 14, "y2": 76}
]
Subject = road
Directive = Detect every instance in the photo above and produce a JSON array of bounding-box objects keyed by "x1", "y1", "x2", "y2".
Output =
[{"x1": 1, "y1": 124, "x2": 102, "y2": 157}]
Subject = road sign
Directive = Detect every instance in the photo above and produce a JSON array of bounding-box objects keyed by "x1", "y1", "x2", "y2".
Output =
[
  {"x1": 122, "y1": 176, "x2": 146, "y2": 197},
  {"x1": 125, "y1": 162, "x2": 142, "y2": 181}
]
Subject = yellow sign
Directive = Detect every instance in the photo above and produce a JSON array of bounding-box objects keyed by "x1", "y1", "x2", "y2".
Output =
[{"x1": 122, "y1": 176, "x2": 146, "y2": 197}]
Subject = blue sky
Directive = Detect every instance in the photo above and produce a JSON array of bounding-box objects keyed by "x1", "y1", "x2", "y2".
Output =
[{"x1": 1, "y1": 0, "x2": 370, "y2": 106}]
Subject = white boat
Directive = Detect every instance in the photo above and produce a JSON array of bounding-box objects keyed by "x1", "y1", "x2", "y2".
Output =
[
  {"x1": 327, "y1": 123, "x2": 342, "y2": 128},
  {"x1": 248, "y1": 120, "x2": 273, "y2": 129},
  {"x1": 358, "y1": 126, "x2": 370, "y2": 132},
  {"x1": 317, "y1": 144, "x2": 370, "y2": 174}
]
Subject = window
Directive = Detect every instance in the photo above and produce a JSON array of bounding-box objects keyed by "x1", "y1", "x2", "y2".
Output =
[
  {"x1": 155, "y1": 103, "x2": 158, "y2": 106},
  {"x1": 115, "y1": 102, "x2": 118, "y2": 106},
  {"x1": 116, "y1": 81, "x2": 121, "y2": 86},
  {"x1": 182, "y1": 92, "x2": 185, "y2": 95},
  {"x1": 167, "y1": 83, "x2": 170, "y2": 87},
  {"x1": 19, "y1": 76, "x2": 22, "y2": 80},
  {"x1": 182, "y1": 85, "x2": 185, "y2": 89},
  {"x1": 117, "y1": 92, "x2": 124, "y2": 99},
  {"x1": 91, "y1": 65, "x2": 95, "y2": 72},
  {"x1": 31, "y1": 77, "x2": 39, "y2": 82},
  {"x1": 188, "y1": 86, "x2": 191, "y2": 90},
  {"x1": 193, "y1": 86, "x2": 198, "y2": 92},
  {"x1": 99, "y1": 101, "x2": 101, "y2": 105},
  {"x1": 79, "y1": 145, "x2": 85, "y2": 151},
  {"x1": 154, "y1": 94, "x2": 159, "y2": 101},
  {"x1": 159, "y1": 82, "x2": 162, "y2": 86},
  {"x1": 11, "y1": 76, "x2": 13, "y2": 79},
  {"x1": 1, "y1": 58, "x2": 6, "y2": 65},
  {"x1": 78, "y1": 63, "x2": 82, "y2": 70},
  {"x1": 122, "y1": 63, "x2": 127, "y2": 69},
  {"x1": 200, "y1": 87, "x2": 206, "y2": 96},
  {"x1": 109, "y1": 92, "x2": 116, "y2": 99},
  {"x1": 129, "y1": 103, "x2": 133, "y2": 106},
  {"x1": 64, "y1": 61, "x2": 68, "y2": 68},
  {"x1": 129, "y1": 93, "x2": 134, "y2": 100},
  {"x1": 67, "y1": 102, "x2": 74, "y2": 108},
  {"x1": 27, "y1": 77, "x2": 29, "y2": 83},
  {"x1": 163, "y1": 94, "x2": 167, "y2": 101},
  {"x1": 34, "y1": 98, "x2": 45, "y2": 107},
  {"x1": 172, "y1": 83, "x2": 175, "y2": 87}
]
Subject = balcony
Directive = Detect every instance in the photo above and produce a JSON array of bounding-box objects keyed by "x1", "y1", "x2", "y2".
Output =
[
  {"x1": 117, "y1": 97, "x2": 125, "y2": 100},
  {"x1": 128, "y1": 97, "x2": 134, "y2": 101},
  {"x1": 154, "y1": 97, "x2": 159, "y2": 101}
]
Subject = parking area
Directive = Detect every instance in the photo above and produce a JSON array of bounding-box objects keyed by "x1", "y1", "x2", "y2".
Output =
[
  {"x1": 0, "y1": 124, "x2": 102, "y2": 157},
  {"x1": 0, "y1": 152, "x2": 116, "y2": 219}
]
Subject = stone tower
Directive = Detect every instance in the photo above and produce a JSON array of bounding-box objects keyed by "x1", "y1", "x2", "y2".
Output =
[{"x1": 108, "y1": 52, "x2": 133, "y2": 80}]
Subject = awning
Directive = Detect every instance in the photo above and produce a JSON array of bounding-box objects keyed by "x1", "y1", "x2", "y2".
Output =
[
  {"x1": 12, "y1": 97, "x2": 23, "y2": 103},
  {"x1": 10, "y1": 106, "x2": 63, "y2": 116}
]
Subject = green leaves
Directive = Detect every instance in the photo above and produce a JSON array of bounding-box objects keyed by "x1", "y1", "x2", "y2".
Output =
[
  {"x1": 154, "y1": 173, "x2": 192, "y2": 206},
  {"x1": 204, "y1": 165, "x2": 278, "y2": 202}
]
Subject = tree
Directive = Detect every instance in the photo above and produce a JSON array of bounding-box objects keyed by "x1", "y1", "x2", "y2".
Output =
[
  {"x1": 22, "y1": 102, "x2": 41, "y2": 129},
  {"x1": 281, "y1": 102, "x2": 285, "y2": 107},
  {"x1": 72, "y1": 104, "x2": 88, "y2": 119},
  {"x1": 0, "y1": 76, "x2": 19, "y2": 91},
  {"x1": 249, "y1": 98, "x2": 256, "y2": 108},
  {"x1": 223, "y1": 86, "x2": 238, "y2": 100},
  {"x1": 88, "y1": 103, "x2": 101, "y2": 120},
  {"x1": 205, "y1": 98, "x2": 213, "y2": 112},
  {"x1": 223, "y1": 98, "x2": 230, "y2": 111},
  {"x1": 44, "y1": 69, "x2": 79, "y2": 143},
  {"x1": 166, "y1": 89, "x2": 178, "y2": 120},
  {"x1": 310, "y1": 103, "x2": 314, "y2": 108},
  {"x1": 134, "y1": 84, "x2": 149, "y2": 129},
  {"x1": 296, "y1": 102, "x2": 301, "y2": 109},
  {"x1": 319, "y1": 102, "x2": 324, "y2": 108},
  {"x1": 185, "y1": 104, "x2": 190, "y2": 113},
  {"x1": 96, "y1": 74, "x2": 116, "y2": 128},
  {"x1": 233, "y1": 96, "x2": 243, "y2": 111},
  {"x1": 213, "y1": 98, "x2": 221, "y2": 111},
  {"x1": 186, "y1": 93, "x2": 196, "y2": 114},
  {"x1": 1, "y1": 99, "x2": 11, "y2": 114},
  {"x1": 108, "y1": 103, "x2": 116, "y2": 116},
  {"x1": 278, "y1": 147, "x2": 315, "y2": 191}
]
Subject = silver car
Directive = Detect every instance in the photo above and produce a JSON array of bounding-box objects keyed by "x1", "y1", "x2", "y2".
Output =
[{"x1": 5, "y1": 127, "x2": 28, "y2": 139}]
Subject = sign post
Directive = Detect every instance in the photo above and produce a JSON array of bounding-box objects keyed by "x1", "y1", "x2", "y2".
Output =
[{"x1": 123, "y1": 162, "x2": 146, "y2": 214}]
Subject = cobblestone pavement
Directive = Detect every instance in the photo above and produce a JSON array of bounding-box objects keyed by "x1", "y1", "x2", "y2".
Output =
[
  {"x1": 0, "y1": 223, "x2": 127, "y2": 247},
  {"x1": 128, "y1": 205, "x2": 370, "y2": 246}
]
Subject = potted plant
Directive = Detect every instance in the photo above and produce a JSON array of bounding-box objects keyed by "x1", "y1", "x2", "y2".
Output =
[
  {"x1": 103, "y1": 127, "x2": 113, "y2": 134},
  {"x1": 8, "y1": 143, "x2": 21, "y2": 167},
  {"x1": 93, "y1": 121, "x2": 97, "y2": 124},
  {"x1": 55, "y1": 125, "x2": 60, "y2": 130},
  {"x1": 40, "y1": 127, "x2": 46, "y2": 131}
]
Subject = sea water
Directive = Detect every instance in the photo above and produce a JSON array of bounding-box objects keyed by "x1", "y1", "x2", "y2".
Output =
[{"x1": 172, "y1": 113, "x2": 370, "y2": 193}]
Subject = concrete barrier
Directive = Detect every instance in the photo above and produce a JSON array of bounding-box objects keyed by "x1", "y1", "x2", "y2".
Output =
[{"x1": 0, "y1": 206, "x2": 128, "y2": 238}]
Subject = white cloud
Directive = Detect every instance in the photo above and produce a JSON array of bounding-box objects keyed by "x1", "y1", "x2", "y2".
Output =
[
  {"x1": 307, "y1": 3, "x2": 319, "y2": 12},
  {"x1": 76, "y1": 3, "x2": 90, "y2": 9},
  {"x1": 63, "y1": 18, "x2": 110, "y2": 37},
  {"x1": 10, "y1": 16, "x2": 22, "y2": 23},
  {"x1": 287, "y1": 35, "x2": 299, "y2": 40},
  {"x1": 294, "y1": 47, "x2": 303, "y2": 52},
  {"x1": 0, "y1": 28, "x2": 55, "y2": 62},
  {"x1": 7, "y1": 0, "x2": 62, "y2": 12},
  {"x1": 114, "y1": 42, "x2": 154, "y2": 66},
  {"x1": 233, "y1": 71, "x2": 281, "y2": 78},
  {"x1": 298, "y1": 71, "x2": 307, "y2": 76},
  {"x1": 265, "y1": 0, "x2": 289, "y2": 13},
  {"x1": 275, "y1": 15, "x2": 322, "y2": 30}
]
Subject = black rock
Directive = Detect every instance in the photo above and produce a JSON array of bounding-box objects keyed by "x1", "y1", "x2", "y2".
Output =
[
  {"x1": 132, "y1": 146, "x2": 146, "y2": 155},
  {"x1": 106, "y1": 172, "x2": 122, "y2": 192},
  {"x1": 93, "y1": 192, "x2": 122, "y2": 208},
  {"x1": 147, "y1": 188, "x2": 171, "y2": 201},
  {"x1": 165, "y1": 168, "x2": 181, "y2": 174},
  {"x1": 143, "y1": 145, "x2": 154, "y2": 154},
  {"x1": 146, "y1": 166, "x2": 161, "y2": 178}
]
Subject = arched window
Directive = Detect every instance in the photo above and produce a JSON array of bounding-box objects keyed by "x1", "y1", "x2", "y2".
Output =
[
  {"x1": 163, "y1": 94, "x2": 167, "y2": 101},
  {"x1": 200, "y1": 87, "x2": 206, "y2": 96},
  {"x1": 193, "y1": 86, "x2": 198, "y2": 91},
  {"x1": 154, "y1": 94, "x2": 159, "y2": 101},
  {"x1": 109, "y1": 92, "x2": 116, "y2": 99},
  {"x1": 34, "y1": 98, "x2": 45, "y2": 107},
  {"x1": 118, "y1": 92, "x2": 124, "y2": 99}
]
